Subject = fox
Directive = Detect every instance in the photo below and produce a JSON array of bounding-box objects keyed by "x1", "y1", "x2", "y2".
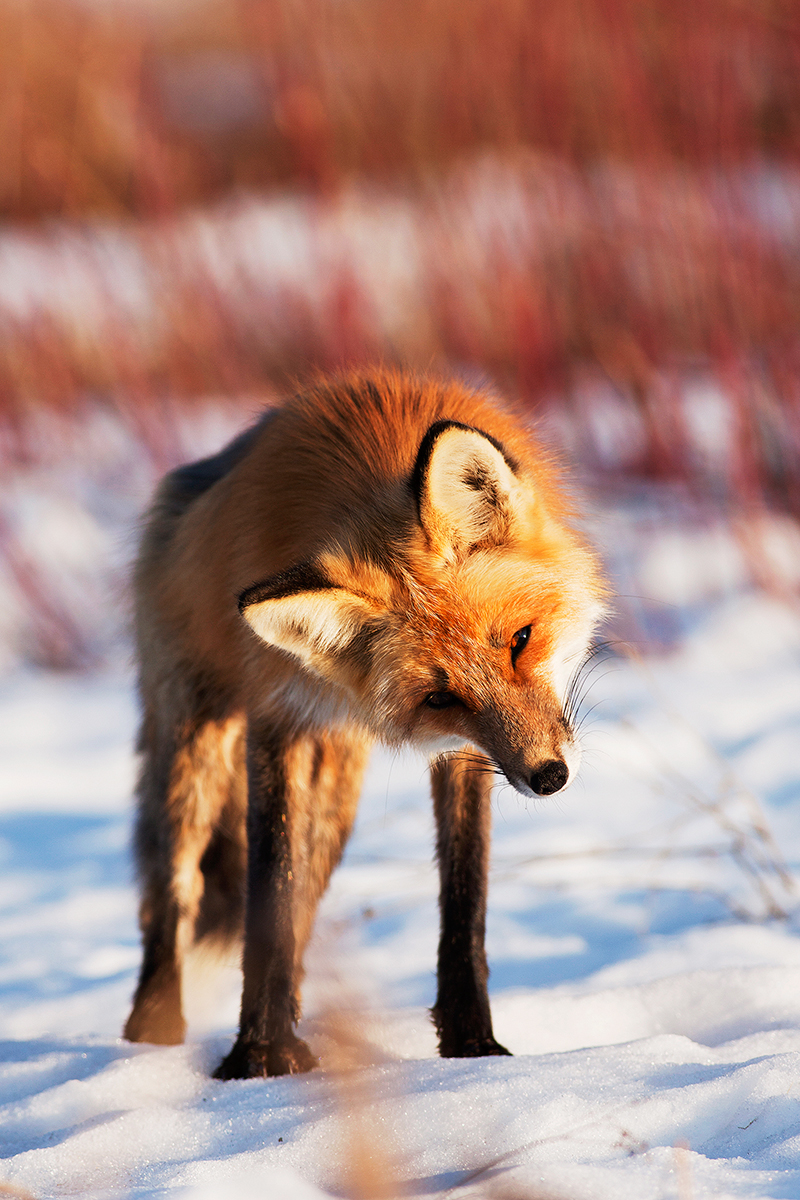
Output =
[{"x1": 123, "y1": 368, "x2": 606, "y2": 1079}]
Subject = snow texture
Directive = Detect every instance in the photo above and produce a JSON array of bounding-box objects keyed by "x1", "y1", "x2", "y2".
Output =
[{"x1": 1, "y1": 490, "x2": 800, "y2": 1199}]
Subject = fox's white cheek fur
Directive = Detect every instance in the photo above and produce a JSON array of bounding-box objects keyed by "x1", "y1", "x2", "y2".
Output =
[
  {"x1": 548, "y1": 636, "x2": 590, "y2": 707},
  {"x1": 560, "y1": 736, "x2": 583, "y2": 789},
  {"x1": 547, "y1": 603, "x2": 606, "y2": 708},
  {"x1": 418, "y1": 731, "x2": 470, "y2": 755}
]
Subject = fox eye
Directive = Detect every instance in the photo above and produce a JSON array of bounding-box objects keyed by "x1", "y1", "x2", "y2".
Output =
[
  {"x1": 510, "y1": 625, "x2": 531, "y2": 665},
  {"x1": 424, "y1": 690, "x2": 462, "y2": 709}
]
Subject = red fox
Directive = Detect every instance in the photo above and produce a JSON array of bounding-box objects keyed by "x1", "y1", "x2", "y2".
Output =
[{"x1": 124, "y1": 369, "x2": 605, "y2": 1078}]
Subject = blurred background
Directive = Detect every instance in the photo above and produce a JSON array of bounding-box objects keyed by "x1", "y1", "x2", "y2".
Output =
[
  {"x1": 1, "y1": 0, "x2": 800, "y2": 668},
  {"x1": 2, "y1": 0, "x2": 800, "y2": 1109}
]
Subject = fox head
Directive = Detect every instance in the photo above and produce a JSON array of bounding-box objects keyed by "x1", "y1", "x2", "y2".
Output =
[{"x1": 239, "y1": 420, "x2": 605, "y2": 797}]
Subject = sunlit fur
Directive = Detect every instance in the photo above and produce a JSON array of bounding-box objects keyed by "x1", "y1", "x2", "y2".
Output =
[{"x1": 125, "y1": 368, "x2": 606, "y2": 1072}]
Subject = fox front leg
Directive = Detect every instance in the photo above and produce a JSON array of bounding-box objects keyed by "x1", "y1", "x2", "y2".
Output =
[
  {"x1": 430, "y1": 750, "x2": 510, "y2": 1058},
  {"x1": 214, "y1": 724, "x2": 316, "y2": 1079}
]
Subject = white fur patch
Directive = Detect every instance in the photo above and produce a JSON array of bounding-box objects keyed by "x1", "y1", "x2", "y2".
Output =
[
  {"x1": 559, "y1": 735, "x2": 583, "y2": 789},
  {"x1": 547, "y1": 601, "x2": 606, "y2": 705},
  {"x1": 418, "y1": 732, "x2": 471, "y2": 756},
  {"x1": 548, "y1": 632, "x2": 591, "y2": 707}
]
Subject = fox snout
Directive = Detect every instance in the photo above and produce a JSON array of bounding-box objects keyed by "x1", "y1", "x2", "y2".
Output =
[
  {"x1": 472, "y1": 685, "x2": 582, "y2": 799},
  {"x1": 501, "y1": 744, "x2": 577, "y2": 798},
  {"x1": 529, "y1": 758, "x2": 569, "y2": 795},
  {"x1": 526, "y1": 728, "x2": 583, "y2": 796}
]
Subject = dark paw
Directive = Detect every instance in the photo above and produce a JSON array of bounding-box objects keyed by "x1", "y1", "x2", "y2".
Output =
[
  {"x1": 213, "y1": 1036, "x2": 318, "y2": 1080},
  {"x1": 438, "y1": 1035, "x2": 511, "y2": 1058}
]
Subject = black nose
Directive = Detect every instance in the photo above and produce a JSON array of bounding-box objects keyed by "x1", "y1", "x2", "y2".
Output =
[{"x1": 530, "y1": 760, "x2": 569, "y2": 795}]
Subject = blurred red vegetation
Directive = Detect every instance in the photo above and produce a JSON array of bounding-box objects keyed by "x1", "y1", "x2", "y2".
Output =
[
  {"x1": 0, "y1": 0, "x2": 799, "y2": 519},
  {"x1": 2, "y1": 0, "x2": 800, "y2": 217}
]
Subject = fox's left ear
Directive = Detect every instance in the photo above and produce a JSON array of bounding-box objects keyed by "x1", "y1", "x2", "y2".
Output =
[
  {"x1": 413, "y1": 420, "x2": 524, "y2": 559},
  {"x1": 238, "y1": 563, "x2": 377, "y2": 689}
]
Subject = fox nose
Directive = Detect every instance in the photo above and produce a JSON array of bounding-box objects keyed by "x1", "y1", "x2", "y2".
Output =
[{"x1": 530, "y1": 759, "x2": 569, "y2": 796}]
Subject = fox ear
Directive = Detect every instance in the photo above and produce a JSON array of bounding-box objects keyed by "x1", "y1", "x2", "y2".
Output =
[
  {"x1": 239, "y1": 564, "x2": 376, "y2": 687},
  {"x1": 413, "y1": 421, "x2": 522, "y2": 559}
]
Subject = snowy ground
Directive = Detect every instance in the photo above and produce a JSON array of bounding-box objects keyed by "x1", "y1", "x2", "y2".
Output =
[{"x1": 1, "y1": 483, "x2": 800, "y2": 1198}]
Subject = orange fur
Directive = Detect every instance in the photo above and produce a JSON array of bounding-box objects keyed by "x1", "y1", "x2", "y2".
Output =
[{"x1": 125, "y1": 369, "x2": 606, "y2": 1075}]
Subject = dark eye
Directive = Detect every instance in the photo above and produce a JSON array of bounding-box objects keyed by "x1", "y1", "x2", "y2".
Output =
[
  {"x1": 424, "y1": 691, "x2": 462, "y2": 709},
  {"x1": 510, "y1": 625, "x2": 531, "y2": 665}
]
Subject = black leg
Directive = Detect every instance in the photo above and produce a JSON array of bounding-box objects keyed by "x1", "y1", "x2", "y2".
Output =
[
  {"x1": 215, "y1": 724, "x2": 316, "y2": 1079},
  {"x1": 430, "y1": 750, "x2": 510, "y2": 1058}
]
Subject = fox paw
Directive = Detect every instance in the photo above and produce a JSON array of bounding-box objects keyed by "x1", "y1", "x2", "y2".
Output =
[
  {"x1": 213, "y1": 1036, "x2": 318, "y2": 1080},
  {"x1": 123, "y1": 1002, "x2": 186, "y2": 1047},
  {"x1": 439, "y1": 1035, "x2": 511, "y2": 1058}
]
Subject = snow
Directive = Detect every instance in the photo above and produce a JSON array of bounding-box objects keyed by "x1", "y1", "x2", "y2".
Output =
[{"x1": 1, "y1": 484, "x2": 800, "y2": 1198}]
